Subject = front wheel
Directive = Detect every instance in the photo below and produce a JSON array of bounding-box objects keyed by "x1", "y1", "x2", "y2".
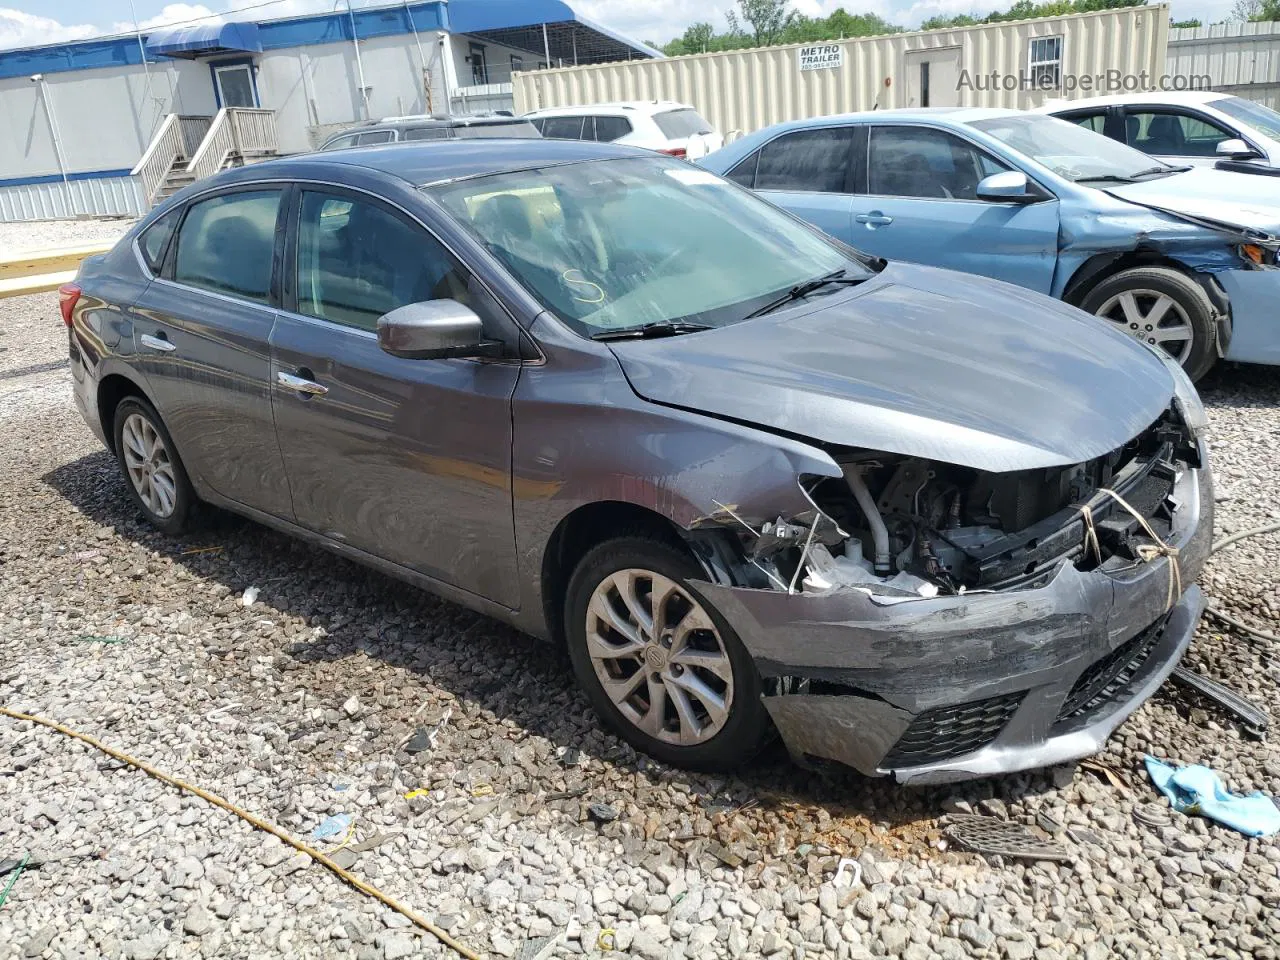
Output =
[
  {"x1": 564, "y1": 537, "x2": 771, "y2": 771},
  {"x1": 1078, "y1": 266, "x2": 1218, "y2": 380}
]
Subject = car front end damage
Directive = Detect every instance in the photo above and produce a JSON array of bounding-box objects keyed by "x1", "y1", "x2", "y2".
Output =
[{"x1": 687, "y1": 403, "x2": 1212, "y2": 784}]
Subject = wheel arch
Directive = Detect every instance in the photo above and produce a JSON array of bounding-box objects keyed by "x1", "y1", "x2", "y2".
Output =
[
  {"x1": 97, "y1": 372, "x2": 152, "y2": 454},
  {"x1": 540, "y1": 500, "x2": 692, "y2": 645},
  {"x1": 1061, "y1": 248, "x2": 1206, "y2": 308}
]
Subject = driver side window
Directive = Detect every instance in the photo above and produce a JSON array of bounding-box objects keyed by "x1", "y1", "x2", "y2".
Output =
[
  {"x1": 868, "y1": 126, "x2": 1009, "y2": 200},
  {"x1": 295, "y1": 191, "x2": 470, "y2": 332}
]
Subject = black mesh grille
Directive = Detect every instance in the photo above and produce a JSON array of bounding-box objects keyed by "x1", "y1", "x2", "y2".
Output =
[
  {"x1": 882, "y1": 692, "x2": 1024, "y2": 768},
  {"x1": 1054, "y1": 616, "x2": 1168, "y2": 728}
]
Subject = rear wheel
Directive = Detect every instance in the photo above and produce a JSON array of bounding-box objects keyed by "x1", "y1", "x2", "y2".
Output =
[
  {"x1": 1078, "y1": 266, "x2": 1218, "y2": 380},
  {"x1": 112, "y1": 397, "x2": 196, "y2": 535},
  {"x1": 565, "y1": 537, "x2": 770, "y2": 771}
]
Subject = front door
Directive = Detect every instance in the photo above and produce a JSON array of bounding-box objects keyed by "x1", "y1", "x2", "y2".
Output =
[
  {"x1": 269, "y1": 187, "x2": 522, "y2": 606},
  {"x1": 129, "y1": 187, "x2": 294, "y2": 517},
  {"x1": 903, "y1": 47, "x2": 961, "y2": 108},
  {"x1": 753, "y1": 124, "x2": 860, "y2": 244},
  {"x1": 849, "y1": 124, "x2": 1060, "y2": 292},
  {"x1": 214, "y1": 63, "x2": 257, "y2": 107}
]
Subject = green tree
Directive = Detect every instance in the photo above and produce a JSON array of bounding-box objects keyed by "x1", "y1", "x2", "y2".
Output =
[
  {"x1": 684, "y1": 22, "x2": 716, "y2": 52},
  {"x1": 1170, "y1": 17, "x2": 1202, "y2": 25},
  {"x1": 1231, "y1": 0, "x2": 1261, "y2": 17},
  {"x1": 1253, "y1": 0, "x2": 1280, "y2": 18},
  {"x1": 737, "y1": 0, "x2": 797, "y2": 46}
]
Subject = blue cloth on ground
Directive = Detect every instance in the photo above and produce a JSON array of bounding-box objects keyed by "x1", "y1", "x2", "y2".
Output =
[{"x1": 1145, "y1": 756, "x2": 1280, "y2": 838}]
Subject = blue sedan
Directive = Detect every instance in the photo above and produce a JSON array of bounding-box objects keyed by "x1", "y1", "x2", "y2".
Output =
[{"x1": 701, "y1": 108, "x2": 1280, "y2": 379}]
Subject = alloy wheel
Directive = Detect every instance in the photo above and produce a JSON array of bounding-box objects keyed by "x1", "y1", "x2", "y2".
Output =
[
  {"x1": 120, "y1": 412, "x2": 178, "y2": 518},
  {"x1": 585, "y1": 569, "x2": 734, "y2": 746},
  {"x1": 1095, "y1": 289, "x2": 1194, "y2": 364}
]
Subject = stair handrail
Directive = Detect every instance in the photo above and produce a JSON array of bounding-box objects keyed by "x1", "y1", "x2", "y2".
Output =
[
  {"x1": 187, "y1": 109, "x2": 236, "y2": 182},
  {"x1": 132, "y1": 114, "x2": 184, "y2": 205},
  {"x1": 228, "y1": 108, "x2": 278, "y2": 156}
]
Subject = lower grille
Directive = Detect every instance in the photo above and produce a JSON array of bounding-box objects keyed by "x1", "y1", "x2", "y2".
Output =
[
  {"x1": 1054, "y1": 616, "x2": 1169, "y2": 728},
  {"x1": 881, "y1": 692, "x2": 1024, "y2": 768}
]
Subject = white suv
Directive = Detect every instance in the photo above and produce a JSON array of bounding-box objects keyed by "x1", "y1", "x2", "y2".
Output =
[{"x1": 524, "y1": 101, "x2": 723, "y2": 159}]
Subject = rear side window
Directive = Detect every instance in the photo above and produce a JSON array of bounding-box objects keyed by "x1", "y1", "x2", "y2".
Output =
[
  {"x1": 295, "y1": 192, "x2": 471, "y2": 332},
  {"x1": 322, "y1": 134, "x2": 358, "y2": 151},
  {"x1": 173, "y1": 190, "x2": 282, "y2": 303},
  {"x1": 756, "y1": 127, "x2": 854, "y2": 193},
  {"x1": 138, "y1": 208, "x2": 180, "y2": 274},
  {"x1": 404, "y1": 126, "x2": 450, "y2": 141},
  {"x1": 653, "y1": 108, "x2": 713, "y2": 139},
  {"x1": 1062, "y1": 111, "x2": 1107, "y2": 134},
  {"x1": 355, "y1": 130, "x2": 395, "y2": 145},
  {"x1": 592, "y1": 115, "x2": 632, "y2": 142},
  {"x1": 725, "y1": 151, "x2": 760, "y2": 188},
  {"x1": 541, "y1": 116, "x2": 586, "y2": 139}
]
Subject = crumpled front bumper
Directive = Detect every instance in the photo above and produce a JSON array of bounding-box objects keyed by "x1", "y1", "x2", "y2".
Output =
[{"x1": 692, "y1": 456, "x2": 1213, "y2": 784}]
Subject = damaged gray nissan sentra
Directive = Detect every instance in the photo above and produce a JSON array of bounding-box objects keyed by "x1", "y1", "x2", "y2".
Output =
[{"x1": 65, "y1": 139, "x2": 1212, "y2": 784}]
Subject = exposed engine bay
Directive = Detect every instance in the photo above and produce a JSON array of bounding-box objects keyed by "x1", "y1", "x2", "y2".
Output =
[{"x1": 728, "y1": 406, "x2": 1200, "y2": 598}]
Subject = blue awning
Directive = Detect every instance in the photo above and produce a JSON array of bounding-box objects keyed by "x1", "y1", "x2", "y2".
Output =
[
  {"x1": 449, "y1": 0, "x2": 661, "y2": 63},
  {"x1": 145, "y1": 22, "x2": 263, "y2": 59}
]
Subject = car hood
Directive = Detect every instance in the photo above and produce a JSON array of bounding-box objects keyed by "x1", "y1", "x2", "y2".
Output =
[
  {"x1": 1105, "y1": 167, "x2": 1280, "y2": 241},
  {"x1": 610, "y1": 264, "x2": 1176, "y2": 473}
]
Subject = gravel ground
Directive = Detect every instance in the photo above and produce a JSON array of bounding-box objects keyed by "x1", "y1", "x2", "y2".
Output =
[
  {"x1": 1, "y1": 265, "x2": 1278, "y2": 960},
  {"x1": 0, "y1": 218, "x2": 134, "y2": 257}
]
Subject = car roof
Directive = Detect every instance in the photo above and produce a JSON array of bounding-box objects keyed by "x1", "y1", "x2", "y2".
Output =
[
  {"x1": 276, "y1": 138, "x2": 651, "y2": 186},
  {"x1": 763, "y1": 106, "x2": 1022, "y2": 131},
  {"x1": 524, "y1": 100, "x2": 691, "y2": 118},
  {"x1": 1040, "y1": 91, "x2": 1229, "y2": 111}
]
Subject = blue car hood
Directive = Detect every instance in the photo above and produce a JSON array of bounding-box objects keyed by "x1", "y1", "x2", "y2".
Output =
[
  {"x1": 1106, "y1": 168, "x2": 1280, "y2": 241},
  {"x1": 611, "y1": 264, "x2": 1176, "y2": 473}
]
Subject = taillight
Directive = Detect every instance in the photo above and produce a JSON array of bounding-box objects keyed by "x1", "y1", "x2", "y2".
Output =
[
  {"x1": 58, "y1": 283, "x2": 81, "y2": 328},
  {"x1": 660, "y1": 146, "x2": 687, "y2": 158}
]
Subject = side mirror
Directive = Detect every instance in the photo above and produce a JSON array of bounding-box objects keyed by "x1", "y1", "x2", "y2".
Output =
[
  {"x1": 1216, "y1": 138, "x2": 1261, "y2": 159},
  {"x1": 976, "y1": 170, "x2": 1040, "y2": 203},
  {"x1": 377, "y1": 299, "x2": 503, "y2": 360}
]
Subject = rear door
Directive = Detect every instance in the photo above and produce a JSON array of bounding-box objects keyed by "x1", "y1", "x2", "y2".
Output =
[
  {"x1": 269, "y1": 186, "x2": 522, "y2": 605},
  {"x1": 849, "y1": 123, "x2": 1060, "y2": 292},
  {"x1": 752, "y1": 125, "x2": 860, "y2": 243},
  {"x1": 128, "y1": 186, "x2": 294, "y2": 518}
]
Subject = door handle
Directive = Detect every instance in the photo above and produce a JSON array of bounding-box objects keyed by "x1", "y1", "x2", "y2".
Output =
[
  {"x1": 855, "y1": 213, "x2": 894, "y2": 226},
  {"x1": 139, "y1": 333, "x2": 176, "y2": 353},
  {"x1": 276, "y1": 371, "x2": 328, "y2": 397}
]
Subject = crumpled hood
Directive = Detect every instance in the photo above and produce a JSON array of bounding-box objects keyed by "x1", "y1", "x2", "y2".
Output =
[
  {"x1": 1106, "y1": 168, "x2": 1280, "y2": 241},
  {"x1": 611, "y1": 263, "x2": 1176, "y2": 473}
]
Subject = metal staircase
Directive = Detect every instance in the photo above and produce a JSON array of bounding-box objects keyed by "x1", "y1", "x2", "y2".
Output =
[{"x1": 133, "y1": 109, "x2": 280, "y2": 209}]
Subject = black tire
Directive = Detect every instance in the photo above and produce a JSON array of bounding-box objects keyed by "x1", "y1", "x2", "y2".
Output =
[
  {"x1": 1078, "y1": 266, "x2": 1218, "y2": 381},
  {"x1": 112, "y1": 397, "x2": 196, "y2": 535},
  {"x1": 565, "y1": 536, "x2": 771, "y2": 772}
]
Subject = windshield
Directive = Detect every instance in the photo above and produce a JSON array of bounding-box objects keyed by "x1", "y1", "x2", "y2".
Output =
[
  {"x1": 968, "y1": 113, "x2": 1176, "y2": 182},
  {"x1": 653, "y1": 108, "x2": 713, "y2": 139},
  {"x1": 428, "y1": 157, "x2": 861, "y2": 337},
  {"x1": 1214, "y1": 96, "x2": 1280, "y2": 142},
  {"x1": 454, "y1": 120, "x2": 541, "y2": 139}
]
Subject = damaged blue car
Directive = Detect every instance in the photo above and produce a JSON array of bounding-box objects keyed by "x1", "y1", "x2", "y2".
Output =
[{"x1": 700, "y1": 108, "x2": 1280, "y2": 379}]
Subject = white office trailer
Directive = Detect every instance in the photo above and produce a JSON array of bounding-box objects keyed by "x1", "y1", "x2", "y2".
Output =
[
  {"x1": 0, "y1": 0, "x2": 658, "y2": 221},
  {"x1": 1169, "y1": 21, "x2": 1280, "y2": 111},
  {"x1": 514, "y1": 6, "x2": 1172, "y2": 140}
]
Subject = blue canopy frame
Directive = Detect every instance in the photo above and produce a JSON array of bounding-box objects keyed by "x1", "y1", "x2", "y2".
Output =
[{"x1": 145, "y1": 22, "x2": 264, "y2": 59}]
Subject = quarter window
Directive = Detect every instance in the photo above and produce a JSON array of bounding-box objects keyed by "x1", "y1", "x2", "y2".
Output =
[
  {"x1": 1028, "y1": 36, "x2": 1063, "y2": 89},
  {"x1": 725, "y1": 151, "x2": 760, "y2": 188},
  {"x1": 755, "y1": 127, "x2": 854, "y2": 193},
  {"x1": 592, "y1": 116, "x2": 632, "y2": 142},
  {"x1": 322, "y1": 134, "x2": 358, "y2": 151},
  {"x1": 139, "y1": 207, "x2": 181, "y2": 274},
  {"x1": 295, "y1": 192, "x2": 470, "y2": 332},
  {"x1": 355, "y1": 130, "x2": 394, "y2": 145},
  {"x1": 869, "y1": 126, "x2": 1008, "y2": 200},
  {"x1": 173, "y1": 190, "x2": 281, "y2": 303},
  {"x1": 1125, "y1": 110, "x2": 1234, "y2": 157}
]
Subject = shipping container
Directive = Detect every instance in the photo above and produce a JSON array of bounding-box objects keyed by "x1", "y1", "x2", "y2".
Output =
[
  {"x1": 514, "y1": 5, "x2": 1171, "y2": 139},
  {"x1": 1169, "y1": 21, "x2": 1280, "y2": 110}
]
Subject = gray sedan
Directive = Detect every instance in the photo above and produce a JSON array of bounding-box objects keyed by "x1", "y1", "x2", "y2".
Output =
[{"x1": 63, "y1": 139, "x2": 1212, "y2": 783}]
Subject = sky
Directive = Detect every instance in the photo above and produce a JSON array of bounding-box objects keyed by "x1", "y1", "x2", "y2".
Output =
[{"x1": 4, "y1": 0, "x2": 1239, "y2": 51}]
